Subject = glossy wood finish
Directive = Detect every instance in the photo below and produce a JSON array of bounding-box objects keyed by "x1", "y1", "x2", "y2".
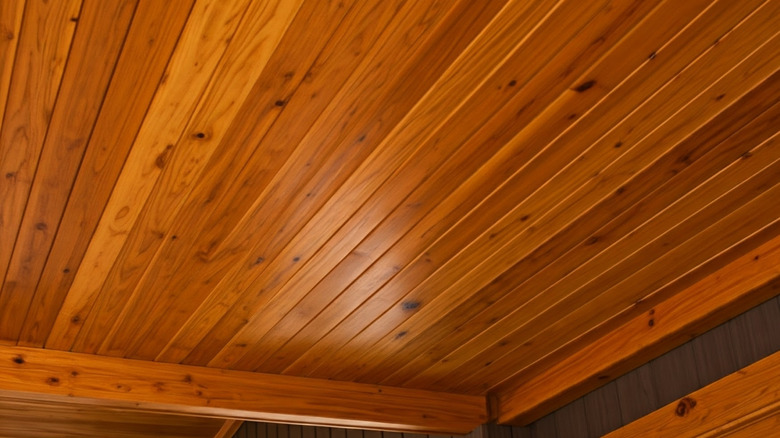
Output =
[
  {"x1": 605, "y1": 350, "x2": 780, "y2": 438},
  {"x1": 0, "y1": 345, "x2": 486, "y2": 434},
  {"x1": 0, "y1": 395, "x2": 226, "y2": 438},
  {"x1": 497, "y1": 234, "x2": 780, "y2": 424},
  {"x1": 0, "y1": 0, "x2": 779, "y2": 434}
]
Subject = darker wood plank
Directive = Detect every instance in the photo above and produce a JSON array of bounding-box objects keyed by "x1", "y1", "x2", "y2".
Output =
[
  {"x1": 552, "y1": 398, "x2": 587, "y2": 438},
  {"x1": 583, "y1": 381, "x2": 622, "y2": 437},
  {"x1": 729, "y1": 297, "x2": 780, "y2": 369},
  {"x1": 650, "y1": 343, "x2": 701, "y2": 406},
  {"x1": 529, "y1": 413, "x2": 556, "y2": 438},
  {"x1": 615, "y1": 363, "x2": 658, "y2": 425},
  {"x1": 690, "y1": 322, "x2": 740, "y2": 385}
]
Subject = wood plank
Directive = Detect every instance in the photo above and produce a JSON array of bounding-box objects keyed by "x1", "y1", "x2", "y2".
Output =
[
  {"x1": 194, "y1": 0, "x2": 545, "y2": 371},
  {"x1": 17, "y1": 0, "x2": 196, "y2": 348},
  {"x1": 426, "y1": 30, "x2": 780, "y2": 393},
  {"x1": 373, "y1": 0, "x2": 758, "y2": 387},
  {"x1": 0, "y1": 0, "x2": 25, "y2": 124},
  {"x1": 495, "y1": 232, "x2": 780, "y2": 425},
  {"x1": 649, "y1": 343, "x2": 701, "y2": 406},
  {"x1": 45, "y1": 0, "x2": 257, "y2": 353},
  {"x1": 215, "y1": 420, "x2": 244, "y2": 438},
  {"x1": 615, "y1": 364, "x2": 658, "y2": 425},
  {"x1": 152, "y1": 0, "x2": 414, "y2": 364},
  {"x1": 0, "y1": 345, "x2": 486, "y2": 434},
  {"x1": 0, "y1": 0, "x2": 81, "y2": 338},
  {"x1": 0, "y1": 395, "x2": 225, "y2": 438},
  {"x1": 604, "y1": 351, "x2": 780, "y2": 438},
  {"x1": 0, "y1": 0, "x2": 137, "y2": 342},
  {"x1": 92, "y1": 0, "x2": 303, "y2": 359},
  {"x1": 583, "y1": 381, "x2": 622, "y2": 437},
  {"x1": 319, "y1": 1, "x2": 780, "y2": 385},
  {"x1": 224, "y1": 0, "x2": 668, "y2": 374},
  {"x1": 281, "y1": 0, "x2": 699, "y2": 380}
]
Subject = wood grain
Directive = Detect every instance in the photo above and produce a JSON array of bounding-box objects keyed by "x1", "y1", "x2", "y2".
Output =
[
  {"x1": 0, "y1": 0, "x2": 81, "y2": 339},
  {"x1": 605, "y1": 350, "x2": 780, "y2": 438},
  {"x1": 0, "y1": 394, "x2": 225, "y2": 438},
  {"x1": 0, "y1": 0, "x2": 137, "y2": 342},
  {"x1": 0, "y1": 345, "x2": 486, "y2": 434}
]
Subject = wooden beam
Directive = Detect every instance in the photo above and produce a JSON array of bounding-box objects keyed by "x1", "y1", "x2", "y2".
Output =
[
  {"x1": 495, "y1": 233, "x2": 780, "y2": 425},
  {"x1": 0, "y1": 346, "x2": 486, "y2": 434},
  {"x1": 604, "y1": 350, "x2": 780, "y2": 437},
  {"x1": 214, "y1": 420, "x2": 243, "y2": 438}
]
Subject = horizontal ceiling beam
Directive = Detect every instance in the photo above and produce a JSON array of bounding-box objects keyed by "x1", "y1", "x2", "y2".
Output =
[
  {"x1": 495, "y1": 232, "x2": 780, "y2": 425},
  {"x1": 0, "y1": 345, "x2": 486, "y2": 434},
  {"x1": 605, "y1": 350, "x2": 780, "y2": 437}
]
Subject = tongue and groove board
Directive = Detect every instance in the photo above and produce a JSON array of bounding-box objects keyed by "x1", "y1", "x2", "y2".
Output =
[{"x1": 0, "y1": 0, "x2": 778, "y2": 427}]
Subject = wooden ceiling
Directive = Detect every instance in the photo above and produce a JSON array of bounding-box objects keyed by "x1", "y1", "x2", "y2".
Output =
[{"x1": 1, "y1": 0, "x2": 779, "y2": 435}]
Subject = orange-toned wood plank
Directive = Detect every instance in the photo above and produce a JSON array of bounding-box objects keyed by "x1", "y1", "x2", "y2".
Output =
[
  {"x1": 0, "y1": 0, "x2": 136, "y2": 342},
  {"x1": 402, "y1": 77, "x2": 780, "y2": 391},
  {"x1": 0, "y1": 395, "x2": 226, "y2": 438},
  {"x1": 452, "y1": 181, "x2": 780, "y2": 394},
  {"x1": 0, "y1": 0, "x2": 25, "y2": 124},
  {"x1": 0, "y1": 0, "x2": 81, "y2": 338},
  {"x1": 389, "y1": 92, "x2": 780, "y2": 389},
  {"x1": 108, "y1": 0, "x2": 504, "y2": 362},
  {"x1": 51, "y1": 0, "x2": 302, "y2": 354},
  {"x1": 167, "y1": 0, "x2": 516, "y2": 368},
  {"x1": 353, "y1": 15, "x2": 780, "y2": 386},
  {"x1": 45, "y1": 0, "x2": 257, "y2": 352},
  {"x1": 16, "y1": 0, "x2": 195, "y2": 348},
  {"x1": 495, "y1": 234, "x2": 780, "y2": 424},
  {"x1": 273, "y1": 0, "x2": 704, "y2": 378},
  {"x1": 603, "y1": 351, "x2": 780, "y2": 438},
  {"x1": 293, "y1": 0, "x2": 775, "y2": 381},
  {"x1": 211, "y1": 0, "x2": 666, "y2": 372},
  {"x1": 153, "y1": 0, "x2": 411, "y2": 364},
  {"x1": 715, "y1": 409, "x2": 780, "y2": 438},
  {"x1": 0, "y1": 345, "x2": 486, "y2": 434},
  {"x1": 198, "y1": 0, "x2": 574, "y2": 369}
]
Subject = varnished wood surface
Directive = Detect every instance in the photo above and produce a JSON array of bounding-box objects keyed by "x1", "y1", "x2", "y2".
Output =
[
  {"x1": 0, "y1": 395, "x2": 226, "y2": 438},
  {"x1": 497, "y1": 233, "x2": 780, "y2": 424},
  {"x1": 605, "y1": 350, "x2": 780, "y2": 438},
  {"x1": 0, "y1": 344, "x2": 486, "y2": 434},
  {"x1": 0, "y1": 0, "x2": 779, "y2": 433}
]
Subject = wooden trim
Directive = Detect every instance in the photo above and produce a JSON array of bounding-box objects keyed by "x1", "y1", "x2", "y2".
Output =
[
  {"x1": 0, "y1": 346, "x2": 486, "y2": 434},
  {"x1": 214, "y1": 420, "x2": 244, "y2": 438},
  {"x1": 495, "y1": 234, "x2": 780, "y2": 424},
  {"x1": 603, "y1": 350, "x2": 780, "y2": 437}
]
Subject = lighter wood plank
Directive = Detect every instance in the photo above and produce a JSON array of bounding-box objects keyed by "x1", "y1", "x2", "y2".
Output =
[
  {"x1": 279, "y1": 0, "x2": 704, "y2": 379},
  {"x1": 107, "y1": 0, "x2": 500, "y2": 363},
  {"x1": 0, "y1": 0, "x2": 25, "y2": 125},
  {"x1": 215, "y1": 0, "x2": 668, "y2": 373},
  {"x1": 154, "y1": 0, "x2": 403, "y2": 364},
  {"x1": 0, "y1": 345, "x2": 486, "y2": 434},
  {"x1": 205, "y1": 0, "x2": 569, "y2": 370},
  {"x1": 42, "y1": 0, "x2": 255, "y2": 352},
  {"x1": 495, "y1": 233, "x2": 780, "y2": 424},
  {"x1": 17, "y1": 0, "x2": 196, "y2": 348},
  {"x1": 0, "y1": 0, "x2": 81, "y2": 339},
  {"x1": 215, "y1": 420, "x2": 244, "y2": 438},
  {"x1": 0, "y1": 0, "x2": 136, "y2": 342},
  {"x1": 604, "y1": 351, "x2": 780, "y2": 438}
]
